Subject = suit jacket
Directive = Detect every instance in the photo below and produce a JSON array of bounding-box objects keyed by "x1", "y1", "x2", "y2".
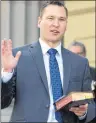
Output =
[
  {"x1": 1, "y1": 41, "x2": 96, "y2": 123},
  {"x1": 90, "y1": 67, "x2": 96, "y2": 81}
]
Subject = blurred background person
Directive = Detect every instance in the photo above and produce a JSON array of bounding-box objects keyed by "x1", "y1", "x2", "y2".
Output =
[
  {"x1": 68, "y1": 41, "x2": 96, "y2": 123},
  {"x1": 68, "y1": 41, "x2": 96, "y2": 81}
]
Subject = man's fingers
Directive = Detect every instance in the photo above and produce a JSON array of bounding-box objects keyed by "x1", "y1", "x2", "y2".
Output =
[
  {"x1": 69, "y1": 107, "x2": 86, "y2": 117},
  {"x1": 7, "y1": 39, "x2": 12, "y2": 54},
  {"x1": 1, "y1": 39, "x2": 7, "y2": 53},
  {"x1": 79, "y1": 104, "x2": 88, "y2": 108},
  {"x1": 74, "y1": 112, "x2": 85, "y2": 117},
  {"x1": 70, "y1": 107, "x2": 86, "y2": 111},
  {"x1": 69, "y1": 104, "x2": 88, "y2": 117},
  {"x1": 15, "y1": 51, "x2": 21, "y2": 61},
  {"x1": 3, "y1": 38, "x2": 8, "y2": 51},
  {"x1": 7, "y1": 39, "x2": 12, "y2": 49},
  {"x1": 71, "y1": 108, "x2": 86, "y2": 113},
  {"x1": 1, "y1": 40, "x2": 5, "y2": 54},
  {"x1": 1, "y1": 39, "x2": 5, "y2": 47},
  {"x1": 1, "y1": 38, "x2": 12, "y2": 54},
  {"x1": 70, "y1": 104, "x2": 88, "y2": 111}
]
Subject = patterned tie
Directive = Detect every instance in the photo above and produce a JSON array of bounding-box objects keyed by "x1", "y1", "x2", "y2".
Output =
[{"x1": 47, "y1": 48, "x2": 63, "y2": 122}]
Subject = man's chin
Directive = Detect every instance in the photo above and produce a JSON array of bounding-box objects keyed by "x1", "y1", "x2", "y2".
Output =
[{"x1": 48, "y1": 38, "x2": 61, "y2": 43}]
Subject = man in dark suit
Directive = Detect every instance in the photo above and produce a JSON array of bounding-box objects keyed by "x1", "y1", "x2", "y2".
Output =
[
  {"x1": 1, "y1": 1, "x2": 95, "y2": 123},
  {"x1": 68, "y1": 41, "x2": 96, "y2": 81},
  {"x1": 68, "y1": 41, "x2": 96, "y2": 123}
]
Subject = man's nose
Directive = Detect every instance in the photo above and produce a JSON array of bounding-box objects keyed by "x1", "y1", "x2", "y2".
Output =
[{"x1": 53, "y1": 19, "x2": 59, "y2": 27}]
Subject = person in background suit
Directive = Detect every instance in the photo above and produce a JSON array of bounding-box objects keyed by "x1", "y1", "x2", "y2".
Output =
[
  {"x1": 68, "y1": 41, "x2": 96, "y2": 123},
  {"x1": 68, "y1": 41, "x2": 96, "y2": 81},
  {"x1": 1, "y1": 1, "x2": 96, "y2": 123}
]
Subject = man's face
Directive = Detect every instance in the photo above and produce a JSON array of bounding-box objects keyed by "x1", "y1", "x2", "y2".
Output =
[
  {"x1": 38, "y1": 5, "x2": 67, "y2": 43},
  {"x1": 69, "y1": 46, "x2": 85, "y2": 57}
]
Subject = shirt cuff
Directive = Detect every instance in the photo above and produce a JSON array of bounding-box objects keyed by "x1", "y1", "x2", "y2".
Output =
[
  {"x1": 78, "y1": 110, "x2": 87, "y2": 120},
  {"x1": 1, "y1": 68, "x2": 14, "y2": 83}
]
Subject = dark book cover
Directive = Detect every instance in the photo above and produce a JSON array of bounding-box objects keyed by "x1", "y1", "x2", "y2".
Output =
[{"x1": 54, "y1": 91, "x2": 95, "y2": 111}]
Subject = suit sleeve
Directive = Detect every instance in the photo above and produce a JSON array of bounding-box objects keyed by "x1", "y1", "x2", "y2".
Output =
[
  {"x1": 1, "y1": 71, "x2": 16, "y2": 109},
  {"x1": 82, "y1": 59, "x2": 92, "y2": 91},
  {"x1": 81, "y1": 59, "x2": 96, "y2": 123}
]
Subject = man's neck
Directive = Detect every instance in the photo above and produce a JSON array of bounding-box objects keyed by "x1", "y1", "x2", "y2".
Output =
[{"x1": 39, "y1": 38, "x2": 61, "y2": 48}]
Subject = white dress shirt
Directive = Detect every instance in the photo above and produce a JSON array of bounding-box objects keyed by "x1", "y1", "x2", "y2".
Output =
[
  {"x1": 39, "y1": 38, "x2": 63, "y2": 122},
  {"x1": 1, "y1": 38, "x2": 87, "y2": 122}
]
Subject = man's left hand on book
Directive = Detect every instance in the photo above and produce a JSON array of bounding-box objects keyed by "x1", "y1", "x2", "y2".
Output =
[{"x1": 69, "y1": 103, "x2": 88, "y2": 117}]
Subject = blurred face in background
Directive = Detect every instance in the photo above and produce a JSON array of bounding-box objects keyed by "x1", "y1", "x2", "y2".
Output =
[
  {"x1": 69, "y1": 46, "x2": 86, "y2": 57},
  {"x1": 38, "y1": 5, "x2": 67, "y2": 46}
]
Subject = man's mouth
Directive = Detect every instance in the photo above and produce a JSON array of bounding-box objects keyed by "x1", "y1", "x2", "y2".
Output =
[{"x1": 50, "y1": 30, "x2": 60, "y2": 34}]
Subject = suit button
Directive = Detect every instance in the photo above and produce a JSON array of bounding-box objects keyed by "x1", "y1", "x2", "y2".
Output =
[{"x1": 46, "y1": 104, "x2": 49, "y2": 108}]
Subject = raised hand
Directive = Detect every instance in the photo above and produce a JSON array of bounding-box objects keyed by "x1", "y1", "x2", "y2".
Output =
[{"x1": 1, "y1": 39, "x2": 21, "y2": 72}]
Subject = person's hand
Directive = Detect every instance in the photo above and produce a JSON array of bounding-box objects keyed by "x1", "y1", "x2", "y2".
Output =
[
  {"x1": 69, "y1": 104, "x2": 88, "y2": 117},
  {"x1": 1, "y1": 39, "x2": 21, "y2": 72}
]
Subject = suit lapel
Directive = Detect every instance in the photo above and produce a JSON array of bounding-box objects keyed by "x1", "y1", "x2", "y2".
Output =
[
  {"x1": 61, "y1": 47, "x2": 71, "y2": 95},
  {"x1": 29, "y1": 42, "x2": 71, "y2": 97},
  {"x1": 29, "y1": 41, "x2": 49, "y2": 97}
]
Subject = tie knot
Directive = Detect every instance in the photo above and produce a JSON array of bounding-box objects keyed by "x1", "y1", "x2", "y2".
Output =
[{"x1": 47, "y1": 48, "x2": 57, "y2": 56}]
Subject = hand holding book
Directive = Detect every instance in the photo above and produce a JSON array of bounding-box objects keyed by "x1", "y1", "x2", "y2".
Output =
[
  {"x1": 69, "y1": 103, "x2": 88, "y2": 117},
  {"x1": 54, "y1": 91, "x2": 95, "y2": 111}
]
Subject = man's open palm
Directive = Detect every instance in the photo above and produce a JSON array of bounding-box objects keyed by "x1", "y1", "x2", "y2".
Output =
[{"x1": 1, "y1": 39, "x2": 21, "y2": 72}]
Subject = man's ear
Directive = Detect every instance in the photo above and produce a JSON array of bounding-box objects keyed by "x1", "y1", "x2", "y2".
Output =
[{"x1": 38, "y1": 16, "x2": 41, "y2": 28}]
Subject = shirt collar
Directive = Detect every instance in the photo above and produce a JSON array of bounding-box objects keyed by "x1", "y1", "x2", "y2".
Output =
[{"x1": 39, "y1": 38, "x2": 62, "y2": 56}]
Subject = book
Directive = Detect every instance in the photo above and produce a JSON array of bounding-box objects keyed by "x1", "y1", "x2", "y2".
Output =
[{"x1": 54, "y1": 91, "x2": 95, "y2": 111}]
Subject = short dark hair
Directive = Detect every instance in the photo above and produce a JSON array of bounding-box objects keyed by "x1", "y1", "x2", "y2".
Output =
[
  {"x1": 40, "y1": 1, "x2": 68, "y2": 17},
  {"x1": 68, "y1": 41, "x2": 86, "y2": 55}
]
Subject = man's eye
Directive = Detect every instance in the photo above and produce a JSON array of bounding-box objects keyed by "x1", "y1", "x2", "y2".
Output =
[
  {"x1": 60, "y1": 19, "x2": 64, "y2": 21},
  {"x1": 59, "y1": 18, "x2": 66, "y2": 21},
  {"x1": 48, "y1": 18, "x2": 53, "y2": 20},
  {"x1": 59, "y1": 18, "x2": 65, "y2": 21}
]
